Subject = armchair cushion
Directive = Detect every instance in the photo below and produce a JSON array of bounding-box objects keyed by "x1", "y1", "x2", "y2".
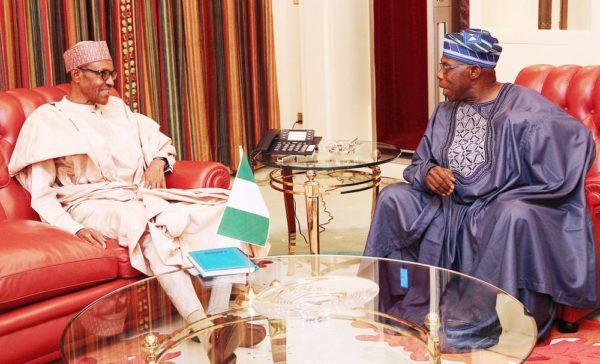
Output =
[{"x1": 0, "y1": 220, "x2": 123, "y2": 310}]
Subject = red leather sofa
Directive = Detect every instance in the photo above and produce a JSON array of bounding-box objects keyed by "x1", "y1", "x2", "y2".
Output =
[
  {"x1": 0, "y1": 85, "x2": 231, "y2": 363},
  {"x1": 515, "y1": 65, "x2": 600, "y2": 332}
]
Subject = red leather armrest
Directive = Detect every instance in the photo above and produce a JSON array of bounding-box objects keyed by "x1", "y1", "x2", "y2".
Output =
[
  {"x1": 585, "y1": 173, "x2": 600, "y2": 212},
  {"x1": 585, "y1": 173, "x2": 600, "y2": 191},
  {"x1": 165, "y1": 160, "x2": 231, "y2": 189}
]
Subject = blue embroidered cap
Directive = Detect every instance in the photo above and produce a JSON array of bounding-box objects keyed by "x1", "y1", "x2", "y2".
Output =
[{"x1": 443, "y1": 28, "x2": 502, "y2": 69}]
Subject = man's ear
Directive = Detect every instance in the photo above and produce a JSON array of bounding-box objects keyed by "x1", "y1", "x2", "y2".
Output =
[
  {"x1": 469, "y1": 65, "x2": 482, "y2": 80},
  {"x1": 70, "y1": 69, "x2": 82, "y2": 83}
]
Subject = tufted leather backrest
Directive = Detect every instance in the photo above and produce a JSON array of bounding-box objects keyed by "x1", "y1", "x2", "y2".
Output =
[
  {"x1": 0, "y1": 85, "x2": 70, "y2": 221},
  {"x1": 515, "y1": 65, "x2": 600, "y2": 175}
]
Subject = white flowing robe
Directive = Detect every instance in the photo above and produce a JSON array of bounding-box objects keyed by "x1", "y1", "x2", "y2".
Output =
[{"x1": 8, "y1": 96, "x2": 267, "y2": 275}]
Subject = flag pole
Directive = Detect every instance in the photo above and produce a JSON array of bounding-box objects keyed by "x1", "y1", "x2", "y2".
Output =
[
  {"x1": 239, "y1": 145, "x2": 255, "y2": 303},
  {"x1": 222, "y1": 143, "x2": 268, "y2": 309}
]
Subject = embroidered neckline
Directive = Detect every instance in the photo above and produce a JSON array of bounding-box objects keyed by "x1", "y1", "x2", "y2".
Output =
[
  {"x1": 60, "y1": 96, "x2": 100, "y2": 113},
  {"x1": 441, "y1": 84, "x2": 512, "y2": 184}
]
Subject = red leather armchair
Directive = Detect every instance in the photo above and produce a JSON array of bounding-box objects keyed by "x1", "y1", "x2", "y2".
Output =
[
  {"x1": 0, "y1": 85, "x2": 231, "y2": 363},
  {"x1": 515, "y1": 65, "x2": 600, "y2": 332}
]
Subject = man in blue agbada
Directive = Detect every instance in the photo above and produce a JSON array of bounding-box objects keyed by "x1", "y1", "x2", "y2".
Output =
[{"x1": 364, "y1": 28, "x2": 597, "y2": 343}]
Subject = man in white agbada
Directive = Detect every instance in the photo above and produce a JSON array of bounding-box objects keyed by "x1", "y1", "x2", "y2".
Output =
[{"x1": 8, "y1": 41, "x2": 268, "y2": 327}]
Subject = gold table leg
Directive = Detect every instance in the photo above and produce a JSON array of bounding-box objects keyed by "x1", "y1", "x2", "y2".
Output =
[
  {"x1": 282, "y1": 168, "x2": 297, "y2": 255},
  {"x1": 370, "y1": 165, "x2": 381, "y2": 219},
  {"x1": 142, "y1": 333, "x2": 159, "y2": 364},
  {"x1": 304, "y1": 170, "x2": 320, "y2": 254},
  {"x1": 269, "y1": 319, "x2": 287, "y2": 363},
  {"x1": 425, "y1": 313, "x2": 441, "y2": 364}
]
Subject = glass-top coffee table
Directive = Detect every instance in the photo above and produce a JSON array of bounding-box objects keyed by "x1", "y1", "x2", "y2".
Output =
[
  {"x1": 254, "y1": 141, "x2": 400, "y2": 254},
  {"x1": 61, "y1": 255, "x2": 537, "y2": 363}
]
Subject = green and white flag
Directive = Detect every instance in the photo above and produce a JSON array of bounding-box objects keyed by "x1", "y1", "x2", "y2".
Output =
[{"x1": 217, "y1": 150, "x2": 270, "y2": 246}]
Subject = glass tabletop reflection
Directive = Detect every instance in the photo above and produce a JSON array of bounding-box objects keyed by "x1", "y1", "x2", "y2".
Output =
[
  {"x1": 61, "y1": 255, "x2": 537, "y2": 363},
  {"x1": 254, "y1": 141, "x2": 400, "y2": 171}
]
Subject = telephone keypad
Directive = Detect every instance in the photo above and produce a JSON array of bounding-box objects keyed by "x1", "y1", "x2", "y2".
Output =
[{"x1": 272, "y1": 141, "x2": 315, "y2": 155}]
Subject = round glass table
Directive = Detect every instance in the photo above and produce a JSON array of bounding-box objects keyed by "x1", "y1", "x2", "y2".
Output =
[
  {"x1": 61, "y1": 255, "x2": 537, "y2": 363},
  {"x1": 254, "y1": 141, "x2": 400, "y2": 254}
]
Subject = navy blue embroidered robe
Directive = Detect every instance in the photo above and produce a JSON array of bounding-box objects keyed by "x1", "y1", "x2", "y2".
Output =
[{"x1": 365, "y1": 84, "x2": 597, "y2": 313}]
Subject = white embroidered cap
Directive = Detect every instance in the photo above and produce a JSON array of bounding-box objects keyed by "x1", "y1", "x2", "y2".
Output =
[{"x1": 63, "y1": 41, "x2": 112, "y2": 73}]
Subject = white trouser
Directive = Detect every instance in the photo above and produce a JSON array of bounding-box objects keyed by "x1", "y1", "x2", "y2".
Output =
[{"x1": 142, "y1": 234, "x2": 232, "y2": 322}]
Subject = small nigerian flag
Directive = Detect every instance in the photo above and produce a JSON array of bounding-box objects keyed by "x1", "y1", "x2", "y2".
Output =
[{"x1": 217, "y1": 150, "x2": 270, "y2": 246}]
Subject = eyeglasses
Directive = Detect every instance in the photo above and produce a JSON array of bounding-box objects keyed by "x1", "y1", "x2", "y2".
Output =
[
  {"x1": 78, "y1": 67, "x2": 118, "y2": 81},
  {"x1": 439, "y1": 63, "x2": 470, "y2": 72}
]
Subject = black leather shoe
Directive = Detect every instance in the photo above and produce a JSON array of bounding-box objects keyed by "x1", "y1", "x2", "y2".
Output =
[
  {"x1": 441, "y1": 315, "x2": 502, "y2": 353},
  {"x1": 207, "y1": 318, "x2": 241, "y2": 364}
]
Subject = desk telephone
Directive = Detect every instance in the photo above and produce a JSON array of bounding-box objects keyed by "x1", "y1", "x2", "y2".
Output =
[{"x1": 254, "y1": 129, "x2": 321, "y2": 155}]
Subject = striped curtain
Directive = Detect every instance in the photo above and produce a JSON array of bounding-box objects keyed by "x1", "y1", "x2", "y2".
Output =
[
  {"x1": 459, "y1": 0, "x2": 469, "y2": 30},
  {"x1": 0, "y1": 0, "x2": 279, "y2": 169},
  {"x1": 0, "y1": 0, "x2": 116, "y2": 90}
]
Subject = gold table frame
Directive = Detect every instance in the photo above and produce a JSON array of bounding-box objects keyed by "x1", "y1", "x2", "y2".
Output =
[
  {"x1": 269, "y1": 166, "x2": 384, "y2": 255},
  {"x1": 142, "y1": 307, "x2": 432, "y2": 364},
  {"x1": 62, "y1": 256, "x2": 537, "y2": 364},
  {"x1": 255, "y1": 141, "x2": 401, "y2": 255}
]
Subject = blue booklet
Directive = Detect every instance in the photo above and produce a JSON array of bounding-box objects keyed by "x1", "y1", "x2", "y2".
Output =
[{"x1": 188, "y1": 247, "x2": 258, "y2": 277}]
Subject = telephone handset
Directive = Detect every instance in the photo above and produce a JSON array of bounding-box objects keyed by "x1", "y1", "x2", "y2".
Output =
[
  {"x1": 254, "y1": 129, "x2": 320, "y2": 156},
  {"x1": 255, "y1": 129, "x2": 281, "y2": 153}
]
